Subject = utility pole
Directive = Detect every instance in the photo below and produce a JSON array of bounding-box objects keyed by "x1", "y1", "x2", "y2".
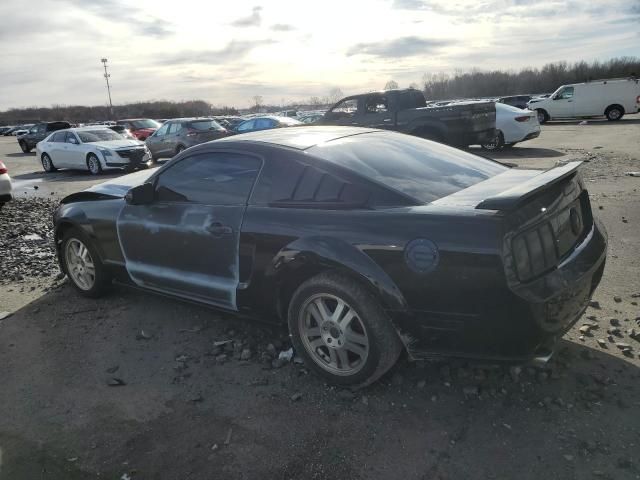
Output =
[{"x1": 101, "y1": 58, "x2": 114, "y2": 118}]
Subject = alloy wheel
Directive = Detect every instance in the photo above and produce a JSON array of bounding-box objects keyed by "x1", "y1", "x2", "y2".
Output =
[
  {"x1": 88, "y1": 157, "x2": 100, "y2": 175},
  {"x1": 298, "y1": 293, "x2": 369, "y2": 376},
  {"x1": 42, "y1": 155, "x2": 51, "y2": 171},
  {"x1": 65, "y1": 238, "x2": 96, "y2": 291}
]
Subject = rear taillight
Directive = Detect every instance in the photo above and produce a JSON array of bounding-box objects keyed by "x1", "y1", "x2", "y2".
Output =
[
  {"x1": 512, "y1": 223, "x2": 558, "y2": 282},
  {"x1": 636, "y1": 95, "x2": 640, "y2": 104},
  {"x1": 0, "y1": 161, "x2": 7, "y2": 174},
  {"x1": 514, "y1": 116, "x2": 530, "y2": 122}
]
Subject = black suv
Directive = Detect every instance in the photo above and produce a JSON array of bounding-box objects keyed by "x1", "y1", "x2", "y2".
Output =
[{"x1": 18, "y1": 121, "x2": 71, "y2": 153}]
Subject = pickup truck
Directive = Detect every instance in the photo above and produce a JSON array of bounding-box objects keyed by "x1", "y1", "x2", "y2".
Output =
[{"x1": 319, "y1": 89, "x2": 496, "y2": 147}]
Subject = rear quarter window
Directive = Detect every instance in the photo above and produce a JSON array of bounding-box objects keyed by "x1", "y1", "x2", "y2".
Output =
[{"x1": 308, "y1": 131, "x2": 507, "y2": 203}]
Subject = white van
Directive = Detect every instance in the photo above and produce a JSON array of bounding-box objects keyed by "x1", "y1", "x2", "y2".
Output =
[{"x1": 527, "y1": 77, "x2": 640, "y2": 123}]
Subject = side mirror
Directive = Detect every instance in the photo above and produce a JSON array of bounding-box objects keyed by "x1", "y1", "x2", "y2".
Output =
[{"x1": 125, "y1": 183, "x2": 154, "y2": 205}]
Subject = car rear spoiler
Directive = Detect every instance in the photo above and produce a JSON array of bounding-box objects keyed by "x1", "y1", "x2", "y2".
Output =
[{"x1": 475, "y1": 161, "x2": 582, "y2": 211}]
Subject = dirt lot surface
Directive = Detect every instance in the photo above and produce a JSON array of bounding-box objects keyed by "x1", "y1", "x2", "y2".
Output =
[{"x1": 1, "y1": 117, "x2": 639, "y2": 479}]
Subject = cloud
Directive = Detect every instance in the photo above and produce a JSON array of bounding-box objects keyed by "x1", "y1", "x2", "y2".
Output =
[
  {"x1": 231, "y1": 6, "x2": 262, "y2": 27},
  {"x1": 63, "y1": 0, "x2": 174, "y2": 38},
  {"x1": 270, "y1": 23, "x2": 296, "y2": 31},
  {"x1": 347, "y1": 36, "x2": 453, "y2": 58},
  {"x1": 157, "y1": 39, "x2": 274, "y2": 66}
]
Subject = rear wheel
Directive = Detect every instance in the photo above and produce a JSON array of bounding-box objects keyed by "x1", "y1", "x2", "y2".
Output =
[
  {"x1": 87, "y1": 153, "x2": 102, "y2": 175},
  {"x1": 20, "y1": 141, "x2": 31, "y2": 153},
  {"x1": 605, "y1": 105, "x2": 624, "y2": 121},
  {"x1": 41, "y1": 153, "x2": 57, "y2": 172},
  {"x1": 288, "y1": 272, "x2": 402, "y2": 387},
  {"x1": 61, "y1": 228, "x2": 111, "y2": 297},
  {"x1": 175, "y1": 145, "x2": 186, "y2": 155},
  {"x1": 536, "y1": 109, "x2": 549, "y2": 124},
  {"x1": 481, "y1": 130, "x2": 504, "y2": 151}
]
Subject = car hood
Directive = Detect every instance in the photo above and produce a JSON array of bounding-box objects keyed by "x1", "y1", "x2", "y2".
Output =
[
  {"x1": 89, "y1": 139, "x2": 145, "y2": 149},
  {"x1": 85, "y1": 168, "x2": 155, "y2": 197}
]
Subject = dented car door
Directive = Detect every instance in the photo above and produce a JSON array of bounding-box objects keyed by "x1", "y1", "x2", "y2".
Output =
[{"x1": 116, "y1": 151, "x2": 262, "y2": 310}]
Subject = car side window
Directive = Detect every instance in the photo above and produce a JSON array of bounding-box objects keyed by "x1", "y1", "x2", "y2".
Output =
[
  {"x1": 329, "y1": 99, "x2": 358, "y2": 119},
  {"x1": 364, "y1": 95, "x2": 388, "y2": 114},
  {"x1": 254, "y1": 118, "x2": 273, "y2": 130},
  {"x1": 252, "y1": 156, "x2": 404, "y2": 208},
  {"x1": 155, "y1": 123, "x2": 169, "y2": 136},
  {"x1": 51, "y1": 132, "x2": 65, "y2": 142},
  {"x1": 556, "y1": 87, "x2": 574, "y2": 100},
  {"x1": 168, "y1": 122, "x2": 183, "y2": 134},
  {"x1": 65, "y1": 132, "x2": 78, "y2": 144},
  {"x1": 155, "y1": 152, "x2": 261, "y2": 205},
  {"x1": 236, "y1": 120, "x2": 254, "y2": 132}
]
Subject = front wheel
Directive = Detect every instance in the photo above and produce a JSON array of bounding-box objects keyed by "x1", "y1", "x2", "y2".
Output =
[
  {"x1": 288, "y1": 272, "x2": 402, "y2": 387},
  {"x1": 41, "y1": 153, "x2": 57, "y2": 172},
  {"x1": 61, "y1": 228, "x2": 111, "y2": 297},
  {"x1": 481, "y1": 130, "x2": 504, "y2": 151},
  {"x1": 87, "y1": 154, "x2": 102, "y2": 175},
  {"x1": 536, "y1": 109, "x2": 549, "y2": 124}
]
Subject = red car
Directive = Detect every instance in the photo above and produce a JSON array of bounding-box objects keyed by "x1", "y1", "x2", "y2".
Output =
[{"x1": 116, "y1": 119, "x2": 160, "y2": 141}]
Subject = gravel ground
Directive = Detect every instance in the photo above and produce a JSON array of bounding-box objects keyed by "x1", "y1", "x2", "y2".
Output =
[{"x1": 0, "y1": 121, "x2": 639, "y2": 479}]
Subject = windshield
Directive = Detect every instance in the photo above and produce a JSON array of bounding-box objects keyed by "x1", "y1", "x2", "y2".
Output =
[
  {"x1": 131, "y1": 119, "x2": 160, "y2": 129},
  {"x1": 77, "y1": 129, "x2": 125, "y2": 143},
  {"x1": 309, "y1": 131, "x2": 507, "y2": 203},
  {"x1": 187, "y1": 120, "x2": 225, "y2": 131}
]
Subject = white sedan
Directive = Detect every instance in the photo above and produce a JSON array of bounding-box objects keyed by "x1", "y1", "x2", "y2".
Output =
[
  {"x1": 481, "y1": 103, "x2": 541, "y2": 150},
  {"x1": 36, "y1": 127, "x2": 152, "y2": 175},
  {"x1": 0, "y1": 160, "x2": 12, "y2": 208}
]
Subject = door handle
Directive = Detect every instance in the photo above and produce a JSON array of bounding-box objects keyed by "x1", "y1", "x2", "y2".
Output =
[{"x1": 206, "y1": 223, "x2": 232, "y2": 236}]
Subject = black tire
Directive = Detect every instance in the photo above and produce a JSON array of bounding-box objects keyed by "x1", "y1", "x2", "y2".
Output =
[
  {"x1": 605, "y1": 105, "x2": 624, "y2": 122},
  {"x1": 20, "y1": 141, "x2": 31, "y2": 153},
  {"x1": 481, "y1": 130, "x2": 504, "y2": 151},
  {"x1": 176, "y1": 145, "x2": 186, "y2": 155},
  {"x1": 87, "y1": 153, "x2": 102, "y2": 175},
  {"x1": 536, "y1": 109, "x2": 549, "y2": 124},
  {"x1": 41, "y1": 153, "x2": 57, "y2": 172},
  {"x1": 60, "y1": 227, "x2": 111, "y2": 298},
  {"x1": 287, "y1": 271, "x2": 402, "y2": 387}
]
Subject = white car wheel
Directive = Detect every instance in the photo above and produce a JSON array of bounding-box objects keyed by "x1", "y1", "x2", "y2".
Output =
[{"x1": 87, "y1": 154, "x2": 102, "y2": 175}]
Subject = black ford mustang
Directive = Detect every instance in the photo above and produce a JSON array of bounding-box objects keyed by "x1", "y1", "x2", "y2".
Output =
[{"x1": 54, "y1": 126, "x2": 607, "y2": 386}]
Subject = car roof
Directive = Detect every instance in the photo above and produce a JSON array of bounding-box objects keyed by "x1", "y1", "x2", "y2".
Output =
[
  {"x1": 66, "y1": 126, "x2": 112, "y2": 132},
  {"x1": 216, "y1": 126, "x2": 377, "y2": 150}
]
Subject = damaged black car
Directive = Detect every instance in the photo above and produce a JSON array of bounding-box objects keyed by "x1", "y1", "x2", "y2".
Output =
[{"x1": 53, "y1": 126, "x2": 607, "y2": 386}]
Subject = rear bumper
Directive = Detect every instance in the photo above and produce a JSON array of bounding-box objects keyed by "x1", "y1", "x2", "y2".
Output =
[
  {"x1": 388, "y1": 218, "x2": 607, "y2": 362},
  {"x1": 453, "y1": 128, "x2": 496, "y2": 147}
]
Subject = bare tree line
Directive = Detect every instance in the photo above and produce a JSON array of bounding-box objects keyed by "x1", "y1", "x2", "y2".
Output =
[
  {"x1": 421, "y1": 57, "x2": 640, "y2": 100},
  {"x1": 0, "y1": 100, "x2": 240, "y2": 125}
]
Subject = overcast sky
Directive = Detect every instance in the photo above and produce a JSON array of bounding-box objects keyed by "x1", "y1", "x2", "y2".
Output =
[{"x1": 0, "y1": 0, "x2": 638, "y2": 110}]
